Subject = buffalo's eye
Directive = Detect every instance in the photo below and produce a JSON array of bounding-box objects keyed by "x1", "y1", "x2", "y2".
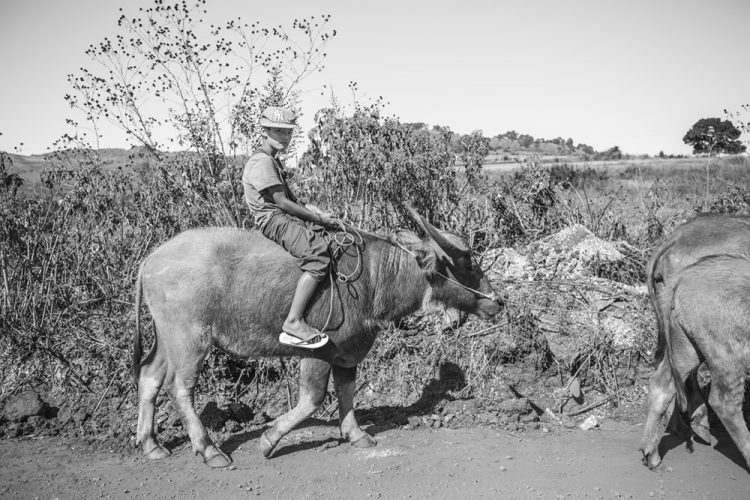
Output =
[{"x1": 458, "y1": 256, "x2": 473, "y2": 272}]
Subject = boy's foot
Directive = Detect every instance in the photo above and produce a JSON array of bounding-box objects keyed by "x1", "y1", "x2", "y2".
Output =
[{"x1": 279, "y1": 331, "x2": 329, "y2": 349}]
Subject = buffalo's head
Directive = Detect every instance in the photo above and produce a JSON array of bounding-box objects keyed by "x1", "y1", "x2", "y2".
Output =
[{"x1": 397, "y1": 206, "x2": 503, "y2": 320}]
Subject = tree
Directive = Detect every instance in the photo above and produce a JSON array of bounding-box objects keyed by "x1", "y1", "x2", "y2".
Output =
[
  {"x1": 517, "y1": 134, "x2": 534, "y2": 148},
  {"x1": 232, "y1": 66, "x2": 303, "y2": 157},
  {"x1": 603, "y1": 145, "x2": 622, "y2": 160},
  {"x1": 65, "y1": 0, "x2": 335, "y2": 166},
  {"x1": 300, "y1": 103, "x2": 490, "y2": 233},
  {"x1": 682, "y1": 118, "x2": 746, "y2": 154}
]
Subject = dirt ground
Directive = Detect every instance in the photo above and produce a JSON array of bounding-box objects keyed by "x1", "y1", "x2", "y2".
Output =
[{"x1": 2, "y1": 417, "x2": 748, "y2": 500}]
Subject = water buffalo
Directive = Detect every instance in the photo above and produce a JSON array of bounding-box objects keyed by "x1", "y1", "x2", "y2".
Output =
[
  {"x1": 640, "y1": 254, "x2": 750, "y2": 470},
  {"x1": 644, "y1": 214, "x2": 750, "y2": 448},
  {"x1": 133, "y1": 210, "x2": 502, "y2": 467}
]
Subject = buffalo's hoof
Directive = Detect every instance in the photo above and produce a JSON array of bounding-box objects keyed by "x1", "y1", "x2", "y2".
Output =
[
  {"x1": 350, "y1": 433, "x2": 377, "y2": 448},
  {"x1": 692, "y1": 424, "x2": 712, "y2": 445},
  {"x1": 144, "y1": 444, "x2": 171, "y2": 460},
  {"x1": 204, "y1": 448, "x2": 232, "y2": 468},
  {"x1": 641, "y1": 450, "x2": 661, "y2": 470},
  {"x1": 259, "y1": 431, "x2": 276, "y2": 459}
]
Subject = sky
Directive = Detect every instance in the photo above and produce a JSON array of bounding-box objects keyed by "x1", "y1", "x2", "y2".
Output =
[{"x1": 1, "y1": 0, "x2": 748, "y2": 156}]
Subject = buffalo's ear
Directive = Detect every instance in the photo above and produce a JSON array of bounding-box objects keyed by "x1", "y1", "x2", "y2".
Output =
[
  {"x1": 413, "y1": 248, "x2": 438, "y2": 276},
  {"x1": 389, "y1": 230, "x2": 438, "y2": 275}
]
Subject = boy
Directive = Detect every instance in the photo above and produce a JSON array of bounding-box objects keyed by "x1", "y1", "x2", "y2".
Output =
[{"x1": 242, "y1": 106, "x2": 336, "y2": 349}]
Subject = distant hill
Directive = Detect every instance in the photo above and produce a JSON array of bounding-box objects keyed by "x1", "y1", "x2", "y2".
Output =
[
  {"x1": 4, "y1": 129, "x2": 631, "y2": 198},
  {"x1": 404, "y1": 124, "x2": 626, "y2": 164},
  {"x1": 475, "y1": 131, "x2": 627, "y2": 164},
  {"x1": 4, "y1": 147, "x2": 158, "y2": 199}
]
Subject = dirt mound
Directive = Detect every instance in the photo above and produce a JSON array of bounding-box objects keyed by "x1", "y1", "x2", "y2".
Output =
[
  {"x1": 470, "y1": 225, "x2": 653, "y2": 417},
  {"x1": 494, "y1": 224, "x2": 642, "y2": 282}
]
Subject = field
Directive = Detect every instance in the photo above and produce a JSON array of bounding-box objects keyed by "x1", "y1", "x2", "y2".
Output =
[{"x1": 2, "y1": 149, "x2": 750, "y2": 495}]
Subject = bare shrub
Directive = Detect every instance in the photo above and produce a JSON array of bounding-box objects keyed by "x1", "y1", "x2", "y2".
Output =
[{"x1": 706, "y1": 185, "x2": 750, "y2": 215}]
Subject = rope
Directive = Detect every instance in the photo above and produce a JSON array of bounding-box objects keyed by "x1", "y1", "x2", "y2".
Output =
[
  {"x1": 327, "y1": 219, "x2": 364, "y2": 282},
  {"x1": 390, "y1": 238, "x2": 498, "y2": 302},
  {"x1": 316, "y1": 219, "x2": 499, "y2": 333},
  {"x1": 318, "y1": 219, "x2": 364, "y2": 333}
]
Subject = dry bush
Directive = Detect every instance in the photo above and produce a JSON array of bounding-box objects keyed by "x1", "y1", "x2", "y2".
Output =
[{"x1": 5, "y1": 123, "x2": 749, "y2": 437}]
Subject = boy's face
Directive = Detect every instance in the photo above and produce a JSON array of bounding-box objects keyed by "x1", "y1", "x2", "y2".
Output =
[{"x1": 266, "y1": 127, "x2": 294, "y2": 150}]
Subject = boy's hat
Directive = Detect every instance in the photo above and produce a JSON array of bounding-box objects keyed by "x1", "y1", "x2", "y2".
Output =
[{"x1": 260, "y1": 106, "x2": 297, "y2": 129}]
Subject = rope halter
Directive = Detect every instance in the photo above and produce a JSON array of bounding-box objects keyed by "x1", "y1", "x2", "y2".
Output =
[{"x1": 391, "y1": 237, "x2": 498, "y2": 302}]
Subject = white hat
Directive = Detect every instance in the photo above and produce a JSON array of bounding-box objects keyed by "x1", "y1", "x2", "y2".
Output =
[{"x1": 260, "y1": 106, "x2": 297, "y2": 129}]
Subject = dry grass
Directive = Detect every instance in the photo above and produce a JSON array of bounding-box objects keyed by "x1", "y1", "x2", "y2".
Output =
[{"x1": 3, "y1": 150, "x2": 750, "y2": 435}]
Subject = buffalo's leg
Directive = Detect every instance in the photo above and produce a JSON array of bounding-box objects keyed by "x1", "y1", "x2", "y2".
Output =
[
  {"x1": 686, "y1": 372, "x2": 711, "y2": 444},
  {"x1": 147, "y1": 320, "x2": 229, "y2": 468},
  {"x1": 707, "y1": 369, "x2": 750, "y2": 468},
  {"x1": 640, "y1": 359, "x2": 676, "y2": 468},
  {"x1": 333, "y1": 365, "x2": 376, "y2": 448},
  {"x1": 259, "y1": 358, "x2": 331, "y2": 458},
  {"x1": 136, "y1": 342, "x2": 170, "y2": 460},
  {"x1": 169, "y1": 362, "x2": 231, "y2": 468},
  {"x1": 640, "y1": 338, "x2": 699, "y2": 469}
]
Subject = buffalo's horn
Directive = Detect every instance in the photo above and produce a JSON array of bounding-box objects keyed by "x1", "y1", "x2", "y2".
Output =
[{"x1": 403, "y1": 204, "x2": 461, "y2": 261}]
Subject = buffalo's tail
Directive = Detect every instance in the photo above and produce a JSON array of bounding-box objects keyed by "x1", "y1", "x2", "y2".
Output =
[
  {"x1": 648, "y1": 237, "x2": 689, "y2": 412},
  {"x1": 647, "y1": 239, "x2": 674, "y2": 364},
  {"x1": 663, "y1": 278, "x2": 688, "y2": 411},
  {"x1": 132, "y1": 261, "x2": 145, "y2": 385}
]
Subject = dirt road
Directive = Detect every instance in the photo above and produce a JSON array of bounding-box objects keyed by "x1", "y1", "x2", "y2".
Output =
[{"x1": 1, "y1": 418, "x2": 748, "y2": 499}]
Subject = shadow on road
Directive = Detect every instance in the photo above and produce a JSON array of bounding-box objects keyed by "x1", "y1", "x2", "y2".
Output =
[
  {"x1": 657, "y1": 409, "x2": 749, "y2": 473},
  {"x1": 358, "y1": 361, "x2": 467, "y2": 436},
  {"x1": 214, "y1": 361, "x2": 467, "y2": 458}
]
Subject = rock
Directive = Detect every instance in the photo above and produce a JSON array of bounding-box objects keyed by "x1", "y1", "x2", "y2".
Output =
[
  {"x1": 6, "y1": 422, "x2": 21, "y2": 437},
  {"x1": 56, "y1": 404, "x2": 73, "y2": 424},
  {"x1": 476, "y1": 411, "x2": 500, "y2": 425},
  {"x1": 26, "y1": 415, "x2": 47, "y2": 429},
  {"x1": 251, "y1": 411, "x2": 271, "y2": 426},
  {"x1": 224, "y1": 419, "x2": 241, "y2": 433},
  {"x1": 406, "y1": 415, "x2": 422, "y2": 428},
  {"x1": 200, "y1": 401, "x2": 225, "y2": 431},
  {"x1": 566, "y1": 376, "x2": 582, "y2": 399},
  {"x1": 520, "y1": 412, "x2": 539, "y2": 423},
  {"x1": 522, "y1": 225, "x2": 630, "y2": 281},
  {"x1": 3, "y1": 392, "x2": 48, "y2": 422},
  {"x1": 579, "y1": 415, "x2": 599, "y2": 431},
  {"x1": 321, "y1": 440, "x2": 340, "y2": 450},
  {"x1": 497, "y1": 397, "x2": 530, "y2": 415},
  {"x1": 229, "y1": 402, "x2": 254, "y2": 423},
  {"x1": 492, "y1": 248, "x2": 531, "y2": 280},
  {"x1": 73, "y1": 409, "x2": 90, "y2": 426},
  {"x1": 442, "y1": 398, "x2": 482, "y2": 416}
]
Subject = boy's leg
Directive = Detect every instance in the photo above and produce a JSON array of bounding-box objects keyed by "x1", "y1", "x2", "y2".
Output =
[
  {"x1": 282, "y1": 271, "x2": 325, "y2": 342},
  {"x1": 261, "y1": 212, "x2": 330, "y2": 345}
]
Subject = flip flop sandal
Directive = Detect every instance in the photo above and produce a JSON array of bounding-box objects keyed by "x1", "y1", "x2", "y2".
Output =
[{"x1": 279, "y1": 331, "x2": 329, "y2": 349}]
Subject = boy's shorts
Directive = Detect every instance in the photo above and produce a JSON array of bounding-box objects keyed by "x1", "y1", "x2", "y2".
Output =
[{"x1": 261, "y1": 211, "x2": 331, "y2": 281}]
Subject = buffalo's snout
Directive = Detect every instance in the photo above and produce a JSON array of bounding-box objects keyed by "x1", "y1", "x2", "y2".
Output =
[{"x1": 476, "y1": 296, "x2": 503, "y2": 318}]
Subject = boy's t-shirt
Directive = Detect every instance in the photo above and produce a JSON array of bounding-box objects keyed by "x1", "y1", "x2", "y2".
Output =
[{"x1": 242, "y1": 151, "x2": 296, "y2": 229}]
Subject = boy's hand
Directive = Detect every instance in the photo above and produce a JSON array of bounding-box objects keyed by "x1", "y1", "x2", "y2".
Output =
[
  {"x1": 318, "y1": 214, "x2": 340, "y2": 229},
  {"x1": 306, "y1": 204, "x2": 324, "y2": 217},
  {"x1": 306, "y1": 204, "x2": 338, "y2": 228}
]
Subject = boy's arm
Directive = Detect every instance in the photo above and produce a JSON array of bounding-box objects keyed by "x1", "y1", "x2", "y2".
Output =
[{"x1": 266, "y1": 186, "x2": 337, "y2": 227}]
